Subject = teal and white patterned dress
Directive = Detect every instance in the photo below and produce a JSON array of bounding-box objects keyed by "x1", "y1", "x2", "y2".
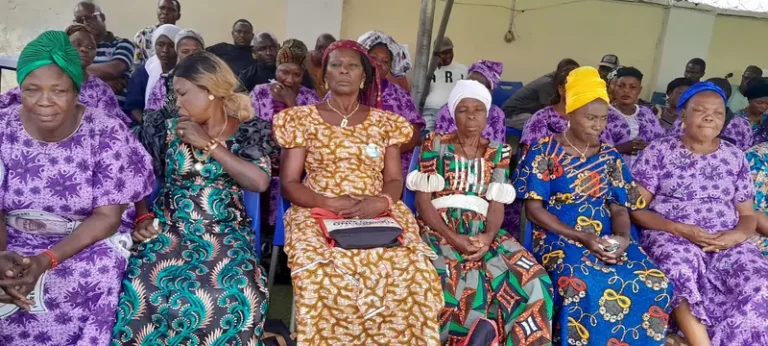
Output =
[
  {"x1": 111, "y1": 117, "x2": 275, "y2": 345},
  {"x1": 745, "y1": 142, "x2": 768, "y2": 257}
]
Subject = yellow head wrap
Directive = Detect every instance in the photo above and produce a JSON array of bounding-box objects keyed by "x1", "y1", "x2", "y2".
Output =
[{"x1": 565, "y1": 66, "x2": 609, "y2": 114}]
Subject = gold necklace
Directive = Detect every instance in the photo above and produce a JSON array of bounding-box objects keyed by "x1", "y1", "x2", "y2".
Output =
[
  {"x1": 193, "y1": 116, "x2": 229, "y2": 171},
  {"x1": 327, "y1": 100, "x2": 360, "y2": 127},
  {"x1": 563, "y1": 131, "x2": 589, "y2": 162}
]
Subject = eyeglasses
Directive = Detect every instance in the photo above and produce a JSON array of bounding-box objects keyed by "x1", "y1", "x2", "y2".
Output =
[{"x1": 74, "y1": 12, "x2": 102, "y2": 24}]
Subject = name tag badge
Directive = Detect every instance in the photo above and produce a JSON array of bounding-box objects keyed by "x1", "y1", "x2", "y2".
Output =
[{"x1": 366, "y1": 143, "x2": 380, "y2": 158}]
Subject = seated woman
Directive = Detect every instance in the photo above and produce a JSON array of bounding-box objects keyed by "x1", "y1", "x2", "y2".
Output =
[
  {"x1": 273, "y1": 40, "x2": 443, "y2": 345},
  {"x1": 111, "y1": 52, "x2": 272, "y2": 345},
  {"x1": 412, "y1": 80, "x2": 553, "y2": 345},
  {"x1": 435, "y1": 60, "x2": 506, "y2": 143},
  {"x1": 123, "y1": 24, "x2": 180, "y2": 124},
  {"x1": 514, "y1": 66, "x2": 674, "y2": 346},
  {"x1": 631, "y1": 81, "x2": 768, "y2": 345},
  {"x1": 358, "y1": 31, "x2": 423, "y2": 178},
  {"x1": 0, "y1": 31, "x2": 153, "y2": 346},
  {"x1": 249, "y1": 38, "x2": 320, "y2": 227},
  {"x1": 521, "y1": 59, "x2": 614, "y2": 148},
  {"x1": 735, "y1": 79, "x2": 768, "y2": 145},
  {"x1": 606, "y1": 67, "x2": 665, "y2": 166},
  {"x1": 0, "y1": 24, "x2": 132, "y2": 127},
  {"x1": 745, "y1": 140, "x2": 768, "y2": 257},
  {"x1": 658, "y1": 77, "x2": 694, "y2": 129},
  {"x1": 668, "y1": 82, "x2": 752, "y2": 152},
  {"x1": 144, "y1": 29, "x2": 205, "y2": 113}
]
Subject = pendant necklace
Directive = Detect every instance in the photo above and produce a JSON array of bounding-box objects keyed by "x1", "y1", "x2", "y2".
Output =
[
  {"x1": 327, "y1": 100, "x2": 360, "y2": 127},
  {"x1": 563, "y1": 131, "x2": 589, "y2": 163},
  {"x1": 193, "y1": 116, "x2": 228, "y2": 171}
]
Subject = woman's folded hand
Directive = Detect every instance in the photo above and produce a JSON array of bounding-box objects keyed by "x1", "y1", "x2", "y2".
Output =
[
  {"x1": 702, "y1": 230, "x2": 748, "y2": 252},
  {"x1": 464, "y1": 233, "x2": 495, "y2": 262},
  {"x1": 338, "y1": 195, "x2": 387, "y2": 219},
  {"x1": 670, "y1": 222, "x2": 722, "y2": 249},
  {"x1": 133, "y1": 218, "x2": 160, "y2": 243},
  {"x1": 446, "y1": 233, "x2": 483, "y2": 257},
  {"x1": 578, "y1": 233, "x2": 621, "y2": 264}
]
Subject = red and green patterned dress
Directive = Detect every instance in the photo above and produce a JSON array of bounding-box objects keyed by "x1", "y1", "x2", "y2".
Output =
[{"x1": 415, "y1": 133, "x2": 554, "y2": 346}]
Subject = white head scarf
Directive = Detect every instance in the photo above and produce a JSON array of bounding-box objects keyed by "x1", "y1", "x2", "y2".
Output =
[
  {"x1": 145, "y1": 24, "x2": 182, "y2": 104},
  {"x1": 448, "y1": 80, "x2": 492, "y2": 119},
  {"x1": 175, "y1": 29, "x2": 206, "y2": 50}
]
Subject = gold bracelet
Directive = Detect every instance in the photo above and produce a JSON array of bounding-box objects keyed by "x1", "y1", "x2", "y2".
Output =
[{"x1": 204, "y1": 139, "x2": 220, "y2": 153}]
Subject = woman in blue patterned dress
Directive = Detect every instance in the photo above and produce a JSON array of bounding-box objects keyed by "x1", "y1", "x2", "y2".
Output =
[
  {"x1": 111, "y1": 52, "x2": 274, "y2": 345},
  {"x1": 513, "y1": 67, "x2": 673, "y2": 346}
]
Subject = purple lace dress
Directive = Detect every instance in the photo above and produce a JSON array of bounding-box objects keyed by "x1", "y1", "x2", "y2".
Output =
[
  {"x1": 632, "y1": 136, "x2": 768, "y2": 345},
  {"x1": 0, "y1": 106, "x2": 154, "y2": 346},
  {"x1": 250, "y1": 84, "x2": 319, "y2": 225},
  {"x1": 604, "y1": 105, "x2": 665, "y2": 167},
  {"x1": 434, "y1": 104, "x2": 505, "y2": 143},
  {"x1": 0, "y1": 75, "x2": 133, "y2": 127}
]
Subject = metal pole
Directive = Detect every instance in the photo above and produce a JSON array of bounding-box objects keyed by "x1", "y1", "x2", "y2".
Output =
[
  {"x1": 411, "y1": 0, "x2": 438, "y2": 111},
  {"x1": 419, "y1": 0, "x2": 455, "y2": 109}
]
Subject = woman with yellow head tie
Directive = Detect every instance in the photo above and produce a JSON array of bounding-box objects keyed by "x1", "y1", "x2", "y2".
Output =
[{"x1": 513, "y1": 66, "x2": 674, "y2": 346}]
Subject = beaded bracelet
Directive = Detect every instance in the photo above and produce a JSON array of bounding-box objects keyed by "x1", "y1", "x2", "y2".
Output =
[
  {"x1": 380, "y1": 194, "x2": 394, "y2": 211},
  {"x1": 41, "y1": 250, "x2": 58, "y2": 269},
  {"x1": 135, "y1": 212, "x2": 155, "y2": 225},
  {"x1": 204, "y1": 139, "x2": 220, "y2": 153}
]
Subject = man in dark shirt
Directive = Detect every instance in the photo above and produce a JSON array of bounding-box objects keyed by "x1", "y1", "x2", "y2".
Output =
[
  {"x1": 502, "y1": 58, "x2": 579, "y2": 130},
  {"x1": 206, "y1": 19, "x2": 256, "y2": 76},
  {"x1": 238, "y1": 32, "x2": 314, "y2": 92},
  {"x1": 74, "y1": 1, "x2": 134, "y2": 108}
]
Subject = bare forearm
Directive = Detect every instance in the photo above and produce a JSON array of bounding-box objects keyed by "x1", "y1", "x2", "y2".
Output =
[
  {"x1": 415, "y1": 192, "x2": 452, "y2": 237},
  {"x1": 609, "y1": 205, "x2": 631, "y2": 237},
  {"x1": 282, "y1": 181, "x2": 332, "y2": 209},
  {"x1": 382, "y1": 178, "x2": 403, "y2": 201},
  {"x1": 484, "y1": 202, "x2": 504, "y2": 237},
  {"x1": 135, "y1": 199, "x2": 151, "y2": 216},
  {"x1": 87, "y1": 61, "x2": 127, "y2": 79},
  {"x1": 757, "y1": 213, "x2": 768, "y2": 237},
  {"x1": 131, "y1": 110, "x2": 143, "y2": 124},
  {"x1": 209, "y1": 146, "x2": 270, "y2": 192},
  {"x1": 46, "y1": 207, "x2": 125, "y2": 265},
  {"x1": 734, "y1": 214, "x2": 757, "y2": 237},
  {"x1": 630, "y1": 210, "x2": 678, "y2": 235},
  {"x1": 524, "y1": 200, "x2": 584, "y2": 242},
  {"x1": 400, "y1": 125, "x2": 422, "y2": 153}
]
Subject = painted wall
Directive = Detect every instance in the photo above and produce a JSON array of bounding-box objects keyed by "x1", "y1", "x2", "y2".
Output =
[
  {"x1": 707, "y1": 14, "x2": 768, "y2": 81},
  {"x1": 342, "y1": 0, "x2": 666, "y2": 98}
]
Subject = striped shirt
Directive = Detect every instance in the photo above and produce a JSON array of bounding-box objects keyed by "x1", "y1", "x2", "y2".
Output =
[{"x1": 94, "y1": 32, "x2": 134, "y2": 106}]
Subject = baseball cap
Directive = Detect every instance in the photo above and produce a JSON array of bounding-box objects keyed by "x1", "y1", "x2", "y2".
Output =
[
  {"x1": 434, "y1": 37, "x2": 454, "y2": 53},
  {"x1": 599, "y1": 54, "x2": 619, "y2": 69}
]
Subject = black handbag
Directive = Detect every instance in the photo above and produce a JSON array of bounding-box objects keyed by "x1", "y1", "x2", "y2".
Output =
[{"x1": 311, "y1": 208, "x2": 403, "y2": 249}]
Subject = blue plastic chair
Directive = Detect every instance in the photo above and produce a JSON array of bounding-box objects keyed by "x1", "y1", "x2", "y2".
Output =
[
  {"x1": 269, "y1": 188, "x2": 290, "y2": 293},
  {"x1": 506, "y1": 126, "x2": 522, "y2": 138},
  {"x1": 492, "y1": 81, "x2": 524, "y2": 108},
  {"x1": 243, "y1": 190, "x2": 262, "y2": 258},
  {"x1": 403, "y1": 147, "x2": 421, "y2": 213}
]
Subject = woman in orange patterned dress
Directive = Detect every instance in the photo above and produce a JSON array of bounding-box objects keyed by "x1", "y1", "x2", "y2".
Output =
[{"x1": 272, "y1": 40, "x2": 443, "y2": 346}]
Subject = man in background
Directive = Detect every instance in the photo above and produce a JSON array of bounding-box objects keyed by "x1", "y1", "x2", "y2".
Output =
[
  {"x1": 132, "y1": 0, "x2": 181, "y2": 65},
  {"x1": 503, "y1": 58, "x2": 579, "y2": 130},
  {"x1": 74, "y1": 1, "x2": 134, "y2": 108},
  {"x1": 207, "y1": 19, "x2": 256, "y2": 76},
  {"x1": 237, "y1": 33, "x2": 315, "y2": 92},
  {"x1": 684, "y1": 58, "x2": 707, "y2": 82},
  {"x1": 597, "y1": 54, "x2": 619, "y2": 81},
  {"x1": 423, "y1": 36, "x2": 467, "y2": 132},
  {"x1": 730, "y1": 65, "x2": 763, "y2": 112},
  {"x1": 307, "y1": 33, "x2": 336, "y2": 97}
]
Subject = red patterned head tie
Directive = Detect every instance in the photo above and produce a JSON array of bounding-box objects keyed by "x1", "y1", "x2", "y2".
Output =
[{"x1": 322, "y1": 40, "x2": 382, "y2": 108}]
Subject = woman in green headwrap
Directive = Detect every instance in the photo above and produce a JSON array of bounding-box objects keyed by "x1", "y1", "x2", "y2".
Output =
[{"x1": 0, "y1": 31, "x2": 154, "y2": 346}]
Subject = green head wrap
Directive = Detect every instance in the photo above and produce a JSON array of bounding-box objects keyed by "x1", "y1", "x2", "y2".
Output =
[{"x1": 16, "y1": 30, "x2": 84, "y2": 91}]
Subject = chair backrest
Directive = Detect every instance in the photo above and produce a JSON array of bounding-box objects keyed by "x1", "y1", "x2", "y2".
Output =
[
  {"x1": 492, "y1": 81, "x2": 524, "y2": 108},
  {"x1": 403, "y1": 146, "x2": 421, "y2": 213},
  {"x1": 275, "y1": 189, "x2": 291, "y2": 247},
  {"x1": 243, "y1": 190, "x2": 262, "y2": 257}
]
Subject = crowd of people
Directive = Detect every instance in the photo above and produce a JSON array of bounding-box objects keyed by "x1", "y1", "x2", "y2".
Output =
[{"x1": 0, "y1": 1, "x2": 767, "y2": 346}]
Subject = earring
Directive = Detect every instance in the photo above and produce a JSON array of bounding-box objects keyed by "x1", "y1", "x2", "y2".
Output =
[
  {"x1": 566, "y1": 120, "x2": 571, "y2": 129},
  {"x1": 360, "y1": 81, "x2": 365, "y2": 89},
  {"x1": 208, "y1": 95, "x2": 215, "y2": 101},
  {"x1": 681, "y1": 122, "x2": 686, "y2": 130},
  {"x1": 324, "y1": 81, "x2": 328, "y2": 90}
]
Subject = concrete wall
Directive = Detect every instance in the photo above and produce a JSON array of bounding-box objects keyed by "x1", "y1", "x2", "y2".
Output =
[
  {"x1": 707, "y1": 14, "x2": 768, "y2": 80},
  {"x1": 342, "y1": 0, "x2": 666, "y2": 98}
]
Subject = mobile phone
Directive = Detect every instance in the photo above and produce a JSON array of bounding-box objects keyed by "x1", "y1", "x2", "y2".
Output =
[{"x1": 599, "y1": 237, "x2": 620, "y2": 254}]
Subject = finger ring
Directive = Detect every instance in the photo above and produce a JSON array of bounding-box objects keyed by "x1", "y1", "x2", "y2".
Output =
[
  {"x1": 178, "y1": 130, "x2": 185, "y2": 137},
  {"x1": 354, "y1": 216, "x2": 359, "y2": 219}
]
